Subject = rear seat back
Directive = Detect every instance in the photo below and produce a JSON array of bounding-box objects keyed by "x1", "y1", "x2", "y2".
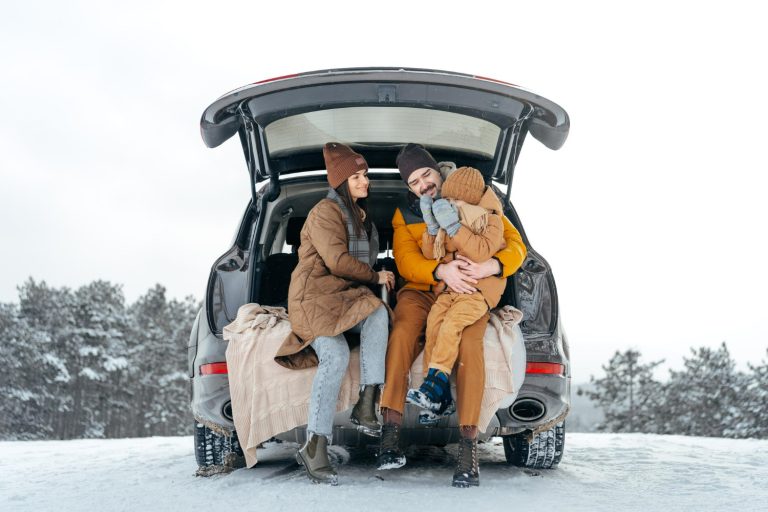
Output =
[
  {"x1": 259, "y1": 217, "x2": 306, "y2": 307},
  {"x1": 259, "y1": 218, "x2": 400, "y2": 308}
]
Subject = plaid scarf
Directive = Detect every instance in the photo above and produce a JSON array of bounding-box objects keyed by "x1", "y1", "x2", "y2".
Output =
[{"x1": 326, "y1": 188, "x2": 379, "y2": 267}]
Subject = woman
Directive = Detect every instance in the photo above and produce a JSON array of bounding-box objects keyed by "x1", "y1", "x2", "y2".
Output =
[{"x1": 274, "y1": 142, "x2": 395, "y2": 486}]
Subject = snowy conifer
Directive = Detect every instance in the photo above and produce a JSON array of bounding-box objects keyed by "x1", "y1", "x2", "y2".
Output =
[
  {"x1": 16, "y1": 279, "x2": 80, "y2": 438},
  {"x1": 126, "y1": 285, "x2": 197, "y2": 437},
  {"x1": 660, "y1": 342, "x2": 746, "y2": 437},
  {"x1": 731, "y1": 349, "x2": 768, "y2": 438},
  {"x1": 583, "y1": 349, "x2": 664, "y2": 432},
  {"x1": 0, "y1": 303, "x2": 63, "y2": 439}
]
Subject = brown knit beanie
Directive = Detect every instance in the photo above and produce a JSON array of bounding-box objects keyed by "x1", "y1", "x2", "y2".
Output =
[
  {"x1": 440, "y1": 166, "x2": 486, "y2": 205},
  {"x1": 395, "y1": 143, "x2": 439, "y2": 183},
  {"x1": 323, "y1": 142, "x2": 368, "y2": 188}
]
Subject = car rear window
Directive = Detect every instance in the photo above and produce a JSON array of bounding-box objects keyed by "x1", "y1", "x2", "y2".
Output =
[{"x1": 264, "y1": 106, "x2": 501, "y2": 158}]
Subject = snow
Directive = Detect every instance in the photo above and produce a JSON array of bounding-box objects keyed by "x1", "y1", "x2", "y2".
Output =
[
  {"x1": 103, "y1": 356, "x2": 129, "y2": 372},
  {"x1": 78, "y1": 368, "x2": 103, "y2": 381},
  {"x1": 1, "y1": 434, "x2": 766, "y2": 512},
  {"x1": 78, "y1": 346, "x2": 100, "y2": 357},
  {"x1": 41, "y1": 353, "x2": 70, "y2": 383}
]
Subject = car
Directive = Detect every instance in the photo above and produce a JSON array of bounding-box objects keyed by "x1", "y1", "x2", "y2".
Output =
[{"x1": 188, "y1": 67, "x2": 571, "y2": 473}]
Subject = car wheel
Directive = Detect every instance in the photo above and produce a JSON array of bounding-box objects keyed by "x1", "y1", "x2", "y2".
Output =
[
  {"x1": 502, "y1": 422, "x2": 565, "y2": 469},
  {"x1": 194, "y1": 422, "x2": 245, "y2": 472}
]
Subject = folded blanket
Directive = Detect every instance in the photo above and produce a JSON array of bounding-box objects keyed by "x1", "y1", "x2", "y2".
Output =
[{"x1": 223, "y1": 303, "x2": 524, "y2": 467}]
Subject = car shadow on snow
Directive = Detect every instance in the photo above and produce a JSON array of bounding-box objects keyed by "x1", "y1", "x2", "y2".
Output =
[{"x1": 231, "y1": 438, "x2": 550, "y2": 484}]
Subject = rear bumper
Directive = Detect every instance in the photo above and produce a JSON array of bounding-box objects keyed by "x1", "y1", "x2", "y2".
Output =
[
  {"x1": 192, "y1": 376, "x2": 569, "y2": 443},
  {"x1": 191, "y1": 373, "x2": 234, "y2": 434},
  {"x1": 190, "y1": 311, "x2": 570, "y2": 442},
  {"x1": 495, "y1": 373, "x2": 571, "y2": 435},
  {"x1": 189, "y1": 307, "x2": 234, "y2": 433}
]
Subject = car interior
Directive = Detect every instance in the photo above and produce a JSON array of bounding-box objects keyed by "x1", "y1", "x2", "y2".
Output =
[
  {"x1": 255, "y1": 175, "x2": 404, "y2": 309},
  {"x1": 253, "y1": 174, "x2": 523, "y2": 313}
]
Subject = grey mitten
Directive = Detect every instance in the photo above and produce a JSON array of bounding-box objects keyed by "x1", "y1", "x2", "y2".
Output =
[
  {"x1": 419, "y1": 194, "x2": 440, "y2": 235},
  {"x1": 432, "y1": 199, "x2": 460, "y2": 237}
]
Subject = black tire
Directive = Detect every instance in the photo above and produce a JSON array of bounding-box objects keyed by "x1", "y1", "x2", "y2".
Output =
[
  {"x1": 194, "y1": 422, "x2": 245, "y2": 469},
  {"x1": 502, "y1": 422, "x2": 565, "y2": 469}
]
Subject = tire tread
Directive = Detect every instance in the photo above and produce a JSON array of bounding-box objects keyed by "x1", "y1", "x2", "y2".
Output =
[{"x1": 502, "y1": 422, "x2": 565, "y2": 469}]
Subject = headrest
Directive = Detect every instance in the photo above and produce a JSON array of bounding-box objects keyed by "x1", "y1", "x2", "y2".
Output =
[
  {"x1": 376, "y1": 224, "x2": 394, "y2": 251},
  {"x1": 286, "y1": 217, "x2": 306, "y2": 247}
]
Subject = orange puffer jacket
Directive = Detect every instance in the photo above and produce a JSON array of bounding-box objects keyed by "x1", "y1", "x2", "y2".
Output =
[{"x1": 392, "y1": 191, "x2": 527, "y2": 293}]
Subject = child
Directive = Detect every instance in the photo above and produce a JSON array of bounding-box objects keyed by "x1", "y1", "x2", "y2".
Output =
[{"x1": 406, "y1": 166, "x2": 507, "y2": 414}]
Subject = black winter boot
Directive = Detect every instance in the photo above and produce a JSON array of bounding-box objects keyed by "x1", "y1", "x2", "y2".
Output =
[
  {"x1": 452, "y1": 437, "x2": 479, "y2": 488},
  {"x1": 376, "y1": 423, "x2": 406, "y2": 470},
  {"x1": 350, "y1": 385, "x2": 382, "y2": 437},
  {"x1": 296, "y1": 433, "x2": 339, "y2": 485}
]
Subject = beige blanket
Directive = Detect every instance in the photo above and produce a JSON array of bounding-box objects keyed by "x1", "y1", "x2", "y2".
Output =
[{"x1": 223, "y1": 303, "x2": 524, "y2": 467}]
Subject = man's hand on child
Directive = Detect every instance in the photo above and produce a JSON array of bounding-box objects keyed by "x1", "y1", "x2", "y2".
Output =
[
  {"x1": 455, "y1": 254, "x2": 501, "y2": 280},
  {"x1": 436, "y1": 260, "x2": 477, "y2": 294}
]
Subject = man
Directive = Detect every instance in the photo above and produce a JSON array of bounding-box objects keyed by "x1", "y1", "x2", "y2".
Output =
[{"x1": 377, "y1": 143, "x2": 527, "y2": 487}]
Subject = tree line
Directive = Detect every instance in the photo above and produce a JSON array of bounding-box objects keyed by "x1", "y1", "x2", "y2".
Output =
[
  {"x1": 581, "y1": 344, "x2": 768, "y2": 438},
  {"x1": 3, "y1": 278, "x2": 766, "y2": 440},
  {"x1": 0, "y1": 278, "x2": 197, "y2": 440}
]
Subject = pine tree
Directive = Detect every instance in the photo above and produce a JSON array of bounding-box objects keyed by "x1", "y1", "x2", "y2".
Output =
[
  {"x1": 69, "y1": 281, "x2": 130, "y2": 438},
  {"x1": 13, "y1": 278, "x2": 131, "y2": 439},
  {"x1": 0, "y1": 303, "x2": 63, "y2": 439},
  {"x1": 1, "y1": 278, "x2": 199, "y2": 440},
  {"x1": 659, "y1": 342, "x2": 746, "y2": 437},
  {"x1": 732, "y1": 349, "x2": 768, "y2": 438},
  {"x1": 16, "y1": 279, "x2": 78, "y2": 438},
  {"x1": 125, "y1": 285, "x2": 197, "y2": 437},
  {"x1": 583, "y1": 349, "x2": 664, "y2": 432}
]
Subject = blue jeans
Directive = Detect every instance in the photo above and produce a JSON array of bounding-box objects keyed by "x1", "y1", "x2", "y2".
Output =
[{"x1": 307, "y1": 305, "x2": 388, "y2": 438}]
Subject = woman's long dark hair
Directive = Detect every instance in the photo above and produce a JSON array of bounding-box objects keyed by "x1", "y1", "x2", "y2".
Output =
[{"x1": 335, "y1": 180, "x2": 371, "y2": 237}]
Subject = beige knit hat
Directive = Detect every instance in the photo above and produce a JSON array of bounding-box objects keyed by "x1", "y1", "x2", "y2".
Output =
[
  {"x1": 440, "y1": 166, "x2": 485, "y2": 205},
  {"x1": 323, "y1": 142, "x2": 368, "y2": 189}
]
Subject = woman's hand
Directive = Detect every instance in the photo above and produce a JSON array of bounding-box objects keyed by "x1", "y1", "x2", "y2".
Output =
[{"x1": 378, "y1": 270, "x2": 395, "y2": 291}]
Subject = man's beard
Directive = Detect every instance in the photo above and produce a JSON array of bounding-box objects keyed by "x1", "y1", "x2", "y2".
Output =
[{"x1": 420, "y1": 184, "x2": 437, "y2": 196}]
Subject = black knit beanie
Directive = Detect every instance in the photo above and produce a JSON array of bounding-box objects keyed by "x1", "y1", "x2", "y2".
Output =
[{"x1": 395, "y1": 143, "x2": 439, "y2": 183}]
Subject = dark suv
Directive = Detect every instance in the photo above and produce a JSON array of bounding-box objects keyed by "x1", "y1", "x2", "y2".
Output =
[{"x1": 189, "y1": 68, "x2": 571, "y2": 472}]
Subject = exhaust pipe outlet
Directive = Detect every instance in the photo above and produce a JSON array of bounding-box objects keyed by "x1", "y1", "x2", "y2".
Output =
[
  {"x1": 509, "y1": 398, "x2": 546, "y2": 422},
  {"x1": 222, "y1": 400, "x2": 234, "y2": 421}
]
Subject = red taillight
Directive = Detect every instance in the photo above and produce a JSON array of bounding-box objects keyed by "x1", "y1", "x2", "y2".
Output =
[
  {"x1": 199, "y1": 362, "x2": 228, "y2": 376},
  {"x1": 526, "y1": 362, "x2": 564, "y2": 375},
  {"x1": 473, "y1": 75, "x2": 518, "y2": 87},
  {"x1": 252, "y1": 73, "x2": 300, "y2": 85}
]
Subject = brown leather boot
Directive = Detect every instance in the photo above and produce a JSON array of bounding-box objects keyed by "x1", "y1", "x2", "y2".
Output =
[
  {"x1": 296, "y1": 433, "x2": 338, "y2": 485},
  {"x1": 452, "y1": 437, "x2": 479, "y2": 487},
  {"x1": 350, "y1": 385, "x2": 382, "y2": 437}
]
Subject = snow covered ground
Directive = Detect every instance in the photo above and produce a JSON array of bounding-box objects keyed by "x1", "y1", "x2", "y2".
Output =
[{"x1": 1, "y1": 433, "x2": 766, "y2": 512}]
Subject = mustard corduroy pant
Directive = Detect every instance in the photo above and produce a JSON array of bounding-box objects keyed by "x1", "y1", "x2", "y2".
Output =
[{"x1": 424, "y1": 291, "x2": 488, "y2": 376}]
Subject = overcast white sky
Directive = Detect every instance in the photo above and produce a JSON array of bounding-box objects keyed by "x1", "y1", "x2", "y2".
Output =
[{"x1": 1, "y1": 1, "x2": 766, "y2": 380}]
